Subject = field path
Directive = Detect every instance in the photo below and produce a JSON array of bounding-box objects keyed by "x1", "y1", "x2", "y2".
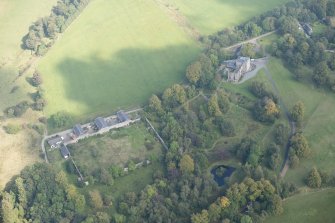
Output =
[
  {"x1": 224, "y1": 30, "x2": 276, "y2": 50},
  {"x1": 154, "y1": 0, "x2": 201, "y2": 40},
  {"x1": 263, "y1": 65, "x2": 296, "y2": 177}
]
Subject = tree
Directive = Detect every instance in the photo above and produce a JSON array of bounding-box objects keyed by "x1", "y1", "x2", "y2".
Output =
[
  {"x1": 290, "y1": 133, "x2": 310, "y2": 158},
  {"x1": 313, "y1": 61, "x2": 330, "y2": 87},
  {"x1": 191, "y1": 210, "x2": 209, "y2": 223},
  {"x1": 306, "y1": 167, "x2": 322, "y2": 188},
  {"x1": 15, "y1": 177, "x2": 27, "y2": 209},
  {"x1": 31, "y1": 71, "x2": 43, "y2": 86},
  {"x1": 149, "y1": 94, "x2": 164, "y2": 115},
  {"x1": 89, "y1": 190, "x2": 103, "y2": 209},
  {"x1": 240, "y1": 215, "x2": 253, "y2": 223},
  {"x1": 274, "y1": 124, "x2": 287, "y2": 145},
  {"x1": 186, "y1": 61, "x2": 202, "y2": 85},
  {"x1": 179, "y1": 154, "x2": 195, "y2": 173},
  {"x1": 49, "y1": 111, "x2": 72, "y2": 128},
  {"x1": 0, "y1": 192, "x2": 22, "y2": 223},
  {"x1": 262, "y1": 17, "x2": 277, "y2": 31},
  {"x1": 290, "y1": 101, "x2": 304, "y2": 123},
  {"x1": 208, "y1": 94, "x2": 221, "y2": 116}
]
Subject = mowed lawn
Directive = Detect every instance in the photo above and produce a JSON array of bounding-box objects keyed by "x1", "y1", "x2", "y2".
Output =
[
  {"x1": 167, "y1": 0, "x2": 291, "y2": 34},
  {"x1": 39, "y1": 0, "x2": 200, "y2": 121},
  {"x1": 266, "y1": 188, "x2": 335, "y2": 223},
  {"x1": 267, "y1": 58, "x2": 335, "y2": 186}
]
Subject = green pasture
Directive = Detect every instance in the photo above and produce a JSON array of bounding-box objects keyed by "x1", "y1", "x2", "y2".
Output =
[
  {"x1": 266, "y1": 188, "x2": 335, "y2": 223},
  {"x1": 166, "y1": 0, "x2": 291, "y2": 34},
  {"x1": 267, "y1": 58, "x2": 335, "y2": 186},
  {"x1": 0, "y1": 0, "x2": 57, "y2": 60},
  {"x1": 39, "y1": 0, "x2": 200, "y2": 122}
]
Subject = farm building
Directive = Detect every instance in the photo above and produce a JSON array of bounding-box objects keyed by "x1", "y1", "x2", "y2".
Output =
[
  {"x1": 60, "y1": 144, "x2": 70, "y2": 159},
  {"x1": 47, "y1": 136, "x2": 63, "y2": 148},
  {"x1": 117, "y1": 110, "x2": 129, "y2": 123},
  {"x1": 73, "y1": 124, "x2": 84, "y2": 137},
  {"x1": 223, "y1": 57, "x2": 251, "y2": 82},
  {"x1": 95, "y1": 117, "x2": 108, "y2": 130}
]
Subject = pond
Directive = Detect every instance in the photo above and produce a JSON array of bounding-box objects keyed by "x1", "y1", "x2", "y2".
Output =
[{"x1": 210, "y1": 165, "x2": 236, "y2": 186}]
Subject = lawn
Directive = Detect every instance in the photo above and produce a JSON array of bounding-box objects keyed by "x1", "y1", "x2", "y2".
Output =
[
  {"x1": 38, "y1": 0, "x2": 200, "y2": 122},
  {"x1": 67, "y1": 122, "x2": 162, "y2": 175},
  {"x1": 266, "y1": 188, "x2": 335, "y2": 223},
  {"x1": 267, "y1": 58, "x2": 335, "y2": 186},
  {"x1": 165, "y1": 0, "x2": 291, "y2": 34}
]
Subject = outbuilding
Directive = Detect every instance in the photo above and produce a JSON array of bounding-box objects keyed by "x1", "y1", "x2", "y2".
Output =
[
  {"x1": 47, "y1": 136, "x2": 63, "y2": 148},
  {"x1": 117, "y1": 110, "x2": 129, "y2": 123},
  {"x1": 94, "y1": 117, "x2": 108, "y2": 130},
  {"x1": 73, "y1": 124, "x2": 84, "y2": 137},
  {"x1": 60, "y1": 144, "x2": 70, "y2": 159}
]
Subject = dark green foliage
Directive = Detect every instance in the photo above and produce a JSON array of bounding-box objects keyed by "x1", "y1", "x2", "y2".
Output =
[
  {"x1": 5, "y1": 101, "x2": 30, "y2": 117},
  {"x1": 23, "y1": 0, "x2": 90, "y2": 54},
  {"x1": 267, "y1": 143, "x2": 281, "y2": 170},
  {"x1": 49, "y1": 111, "x2": 72, "y2": 128},
  {"x1": 253, "y1": 97, "x2": 280, "y2": 123},
  {"x1": 215, "y1": 116, "x2": 235, "y2": 137},
  {"x1": 306, "y1": 167, "x2": 322, "y2": 188},
  {"x1": 235, "y1": 138, "x2": 262, "y2": 166},
  {"x1": 0, "y1": 163, "x2": 85, "y2": 222},
  {"x1": 274, "y1": 124, "x2": 288, "y2": 145}
]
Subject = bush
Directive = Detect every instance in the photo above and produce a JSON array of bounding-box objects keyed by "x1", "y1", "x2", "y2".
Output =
[
  {"x1": 49, "y1": 111, "x2": 72, "y2": 128},
  {"x1": 4, "y1": 124, "x2": 21, "y2": 134},
  {"x1": 6, "y1": 101, "x2": 30, "y2": 117}
]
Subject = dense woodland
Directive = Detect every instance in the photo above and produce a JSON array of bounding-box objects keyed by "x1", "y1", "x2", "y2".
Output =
[{"x1": 2, "y1": 0, "x2": 335, "y2": 222}]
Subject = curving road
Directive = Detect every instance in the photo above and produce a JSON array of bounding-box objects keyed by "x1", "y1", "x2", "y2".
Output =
[{"x1": 263, "y1": 66, "x2": 296, "y2": 177}]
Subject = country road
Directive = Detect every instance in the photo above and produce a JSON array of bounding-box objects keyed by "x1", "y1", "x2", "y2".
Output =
[
  {"x1": 263, "y1": 66, "x2": 296, "y2": 177},
  {"x1": 224, "y1": 30, "x2": 277, "y2": 50}
]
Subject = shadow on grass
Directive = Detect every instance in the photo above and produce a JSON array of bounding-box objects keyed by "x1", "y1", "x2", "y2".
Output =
[{"x1": 49, "y1": 44, "x2": 199, "y2": 119}]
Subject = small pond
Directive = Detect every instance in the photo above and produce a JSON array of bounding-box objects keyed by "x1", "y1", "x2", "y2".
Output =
[{"x1": 210, "y1": 165, "x2": 236, "y2": 186}]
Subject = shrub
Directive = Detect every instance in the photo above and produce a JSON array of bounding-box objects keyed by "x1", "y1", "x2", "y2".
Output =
[
  {"x1": 49, "y1": 111, "x2": 72, "y2": 128},
  {"x1": 4, "y1": 124, "x2": 21, "y2": 134}
]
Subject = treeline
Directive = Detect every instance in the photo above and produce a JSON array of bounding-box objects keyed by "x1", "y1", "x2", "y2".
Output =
[
  {"x1": 23, "y1": 0, "x2": 90, "y2": 55},
  {"x1": 204, "y1": 0, "x2": 335, "y2": 49},
  {"x1": 0, "y1": 163, "x2": 85, "y2": 223}
]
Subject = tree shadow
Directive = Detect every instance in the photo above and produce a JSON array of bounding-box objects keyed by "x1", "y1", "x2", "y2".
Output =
[{"x1": 51, "y1": 44, "x2": 199, "y2": 118}]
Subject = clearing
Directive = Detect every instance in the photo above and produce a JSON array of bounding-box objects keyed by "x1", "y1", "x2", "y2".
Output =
[
  {"x1": 266, "y1": 58, "x2": 335, "y2": 186},
  {"x1": 38, "y1": 0, "x2": 200, "y2": 122},
  {"x1": 163, "y1": 0, "x2": 291, "y2": 34},
  {"x1": 266, "y1": 188, "x2": 335, "y2": 223}
]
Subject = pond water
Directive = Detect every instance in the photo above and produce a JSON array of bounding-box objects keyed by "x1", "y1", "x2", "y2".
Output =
[{"x1": 210, "y1": 165, "x2": 236, "y2": 186}]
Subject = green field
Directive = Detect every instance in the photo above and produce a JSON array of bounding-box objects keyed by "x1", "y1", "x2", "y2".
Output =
[
  {"x1": 39, "y1": 0, "x2": 200, "y2": 122},
  {"x1": 266, "y1": 188, "x2": 335, "y2": 223},
  {"x1": 166, "y1": 0, "x2": 291, "y2": 34},
  {"x1": 0, "y1": 0, "x2": 57, "y2": 60},
  {"x1": 266, "y1": 58, "x2": 335, "y2": 186}
]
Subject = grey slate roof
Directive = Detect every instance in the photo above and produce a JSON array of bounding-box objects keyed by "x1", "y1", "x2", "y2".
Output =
[
  {"x1": 73, "y1": 124, "x2": 84, "y2": 136},
  {"x1": 117, "y1": 111, "x2": 129, "y2": 123},
  {"x1": 47, "y1": 136, "x2": 63, "y2": 146},
  {"x1": 60, "y1": 144, "x2": 70, "y2": 158},
  {"x1": 95, "y1": 117, "x2": 108, "y2": 130}
]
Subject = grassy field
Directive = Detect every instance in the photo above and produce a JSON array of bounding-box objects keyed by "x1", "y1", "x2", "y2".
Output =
[
  {"x1": 38, "y1": 0, "x2": 200, "y2": 122},
  {"x1": 0, "y1": 0, "x2": 57, "y2": 60},
  {"x1": 65, "y1": 123, "x2": 162, "y2": 175},
  {"x1": 0, "y1": 0, "x2": 58, "y2": 187},
  {"x1": 266, "y1": 188, "x2": 335, "y2": 223},
  {"x1": 165, "y1": 0, "x2": 291, "y2": 34},
  {"x1": 266, "y1": 58, "x2": 335, "y2": 186}
]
